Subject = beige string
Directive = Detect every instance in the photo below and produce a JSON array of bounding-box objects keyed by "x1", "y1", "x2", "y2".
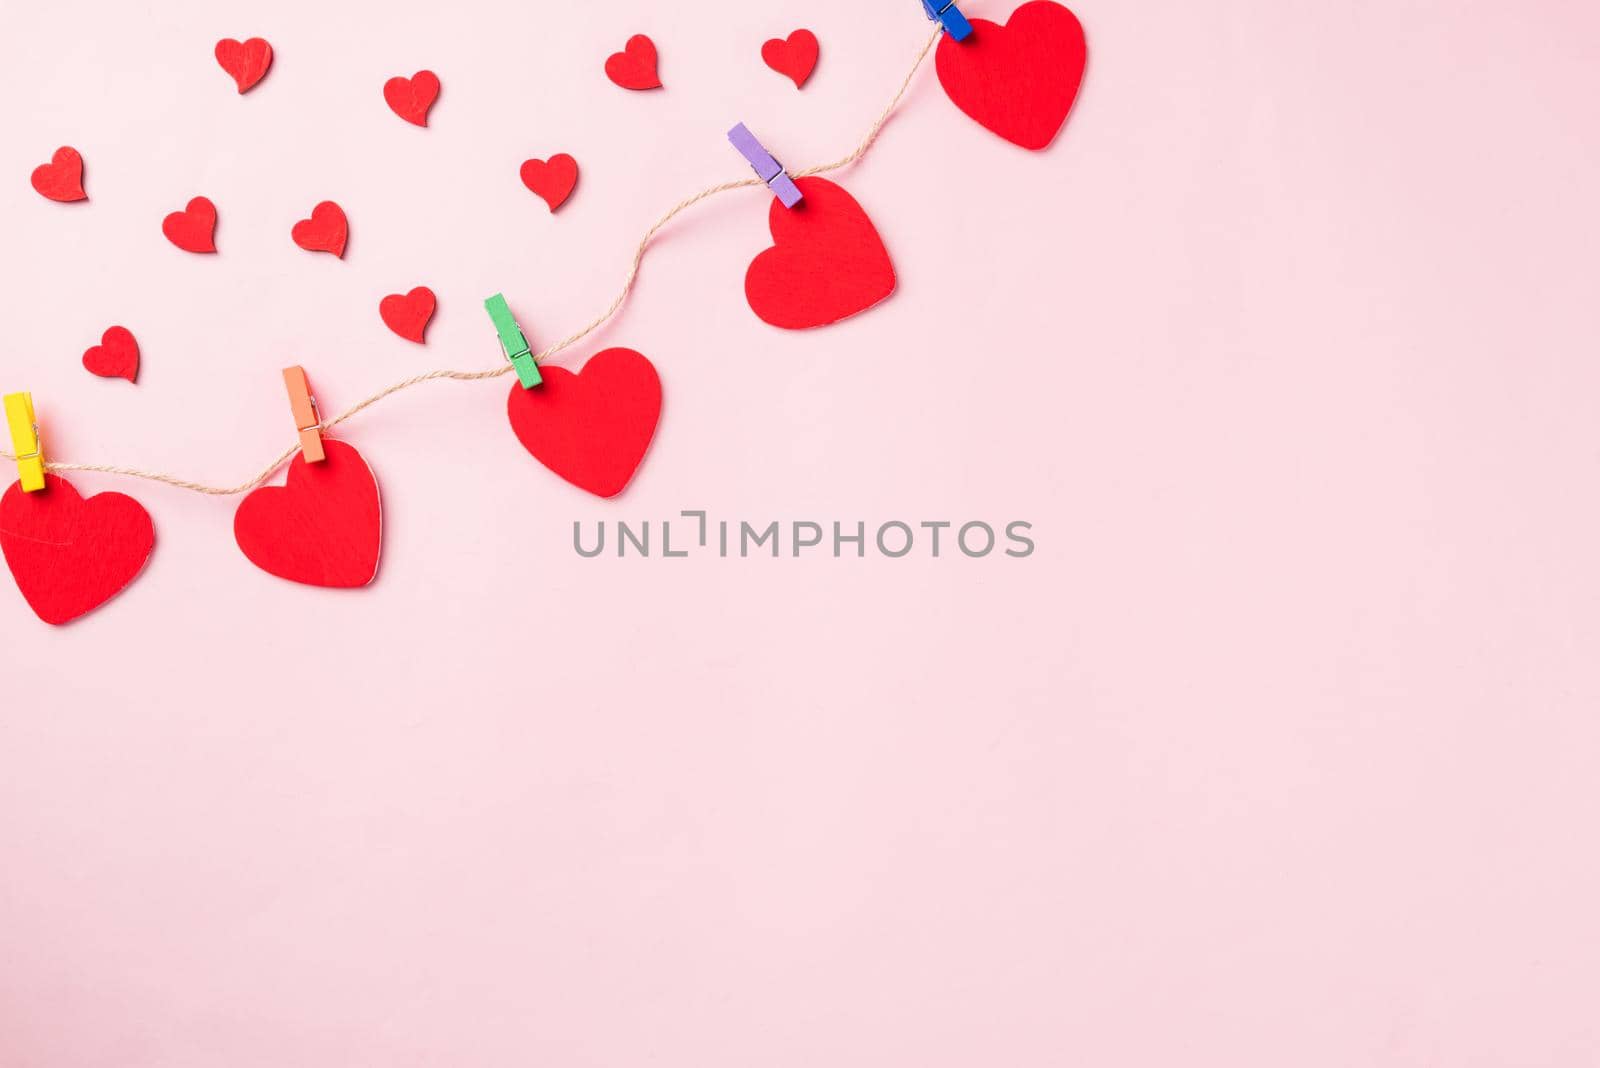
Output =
[{"x1": 4, "y1": 30, "x2": 942, "y2": 498}]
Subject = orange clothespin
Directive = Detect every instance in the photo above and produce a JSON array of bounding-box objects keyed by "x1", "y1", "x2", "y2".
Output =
[{"x1": 282, "y1": 366, "x2": 325, "y2": 463}]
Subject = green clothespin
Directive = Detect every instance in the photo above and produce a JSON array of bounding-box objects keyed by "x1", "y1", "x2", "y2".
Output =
[{"x1": 484, "y1": 293, "x2": 543, "y2": 389}]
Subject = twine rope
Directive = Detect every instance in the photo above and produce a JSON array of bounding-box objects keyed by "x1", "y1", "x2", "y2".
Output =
[{"x1": 5, "y1": 30, "x2": 942, "y2": 497}]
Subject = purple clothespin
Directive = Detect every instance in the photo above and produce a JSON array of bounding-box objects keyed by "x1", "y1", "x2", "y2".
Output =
[{"x1": 728, "y1": 123, "x2": 803, "y2": 209}]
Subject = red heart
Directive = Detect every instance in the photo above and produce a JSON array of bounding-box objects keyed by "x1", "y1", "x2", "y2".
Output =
[
  {"x1": 214, "y1": 37, "x2": 273, "y2": 94},
  {"x1": 163, "y1": 196, "x2": 217, "y2": 253},
  {"x1": 384, "y1": 70, "x2": 440, "y2": 126},
  {"x1": 520, "y1": 154, "x2": 579, "y2": 212},
  {"x1": 605, "y1": 35, "x2": 662, "y2": 90},
  {"x1": 379, "y1": 286, "x2": 435, "y2": 343},
  {"x1": 31, "y1": 146, "x2": 87, "y2": 202},
  {"x1": 762, "y1": 29, "x2": 819, "y2": 89},
  {"x1": 0, "y1": 475, "x2": 154, "y2": 625},
  {"x1": 935, "y1": 0, "x2": 1087, "y2": 151},
  {"x1": 82, "y1": 326, "x2": 140, "y2": 382},
  {"x1": 233, "y1": 439, "x2": 381, "y2": 588},
  {"x1": 507, "y1": 348, "x2": 661, "y2": 499},
  {"x1": 292, "y1": 200, "x2": 348, "y2": 257},
  {"x1": 744, "y1": 176, "x2": 896, "y2": 330}
]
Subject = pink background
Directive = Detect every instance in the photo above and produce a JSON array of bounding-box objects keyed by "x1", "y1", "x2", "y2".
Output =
[{"x1": 4, "y1": 0, "x2": 1600, "y2": 1064}]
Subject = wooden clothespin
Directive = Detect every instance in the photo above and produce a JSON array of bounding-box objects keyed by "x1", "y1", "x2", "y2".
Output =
[
  {"x1": 923, "y1": 0, "x2": 974, "y2": 41},
  {"x1": 728, "y1": 123, "x2": 804, "y2": 209},
  {"x1": 4, "y1": 392, "x2": 46, "y2": 492},
  {"x1": 485, "y1": 293, "x2": 543, "y2": 390},
  {"x1": 282, "y1": 366, "x2": 325, "y2": 463}
]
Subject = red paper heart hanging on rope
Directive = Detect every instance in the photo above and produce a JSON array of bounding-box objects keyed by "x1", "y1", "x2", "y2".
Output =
[
  {"x1": 82, "y1": 326, "x2": 140, "y2": 382},
  {"x1": 762, "y1": 29, "x2": 819, "y2": 89},
  {"x1": 215, "y1": 37, "x2": 273, "y2": 94},
  {"x1": 0, "y1": 475, "x2": 154, "y2": 625},
  {"x1": 379, "y1": 286, "x2": 435, "y2": 343},
  {"x1": 384, "y1": 70, "x2": 440, "y2": 126},
  {"x1": 605, "y1": 35, "x2": 662, "y2": 90},
  {"x1": 233, "y1": 440, "x2": 381, "y2": 588},
  {"x1": 520, "y1": 154, "x2": 579, "y2": 212},
  {"x1": 935, "y1": 0, "x2": 1086, "y2": 151},
  {"x1": 744, "y1": 176, "x2": 895, "y2": 330},
  {"x1": 31, "y1": 146, "x2": 87, "y2": 202},
  {"x1": 292, "y1": 201, "x2": 348, "y2": 257},
  {"x1": 507, "y1": 348, "x2": 661, "y2": 498},
  {"x1": 163, "y1": 196, "x2": 218, "y2": 253}
]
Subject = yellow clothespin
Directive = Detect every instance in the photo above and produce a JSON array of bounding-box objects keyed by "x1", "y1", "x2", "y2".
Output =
[
  {"x1": 282, "y1": 367, "x2": 325, "y2": 463},
  {"x1": 4, "y1": 392, "x2": 46, "y2": 492}
]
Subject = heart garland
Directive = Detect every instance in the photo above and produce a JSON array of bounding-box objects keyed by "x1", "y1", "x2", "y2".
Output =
[
  {"x1": 935, "y1": 0, "x2": 1087, "y2": 151},
  {"x1": 507, "y1": 348, "x2": 662, "y2": 499},
  {"x1": 233, "y1": 440, "x2": 382, "y2": 588},
  {"x1": 744, "y1": 177, "x2": 896, "y2": 330},
  {"x1": 0, "y1": 475, "x2": 154, "y2": 625}
]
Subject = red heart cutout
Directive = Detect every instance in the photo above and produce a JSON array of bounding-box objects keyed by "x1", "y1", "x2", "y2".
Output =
[
  {"x1": 384, "y1": 70, "x2": 440, "y2": 126},
  {"x1": 744, "y1": 176, "x2": 896, "y2": 330},
  {"x1": 82, "y1": 326, "x2": 140, "y2": 382},
  {"x1": 605, "y1": 35, "x2": 662, "y2": 90},
  {"x1": 292, "y1": 200, "x2": 348, "y2": 257},
  {"x1": 935, "y1": 0, "x2": 1086, "y2": 151},
  {"x1": 31, "y1": 146, "x2": 87, "y2": 202},
  {"x1": 379, "y1": 286, "x2": 435, "y2": 343},
  {"x1": 214, "y1": 37, "x2": 273, "y2": 94},
  {"x1": 163, "y1": 196, "x2": 217, "y2": 253},
  {"x1": 762, "y1": 29, "x2": 819, "y2": 89},
  {"x1": 520, "y1": 154, "x2": 579, "y2": 212},
  {"x1": 233, "y1": 439, "x2": 381, "y2": 588},
  {"x1": 0, "y1": 475, "x2": 154, "y2": 625},
  {"x1": 507, "y1": 348, "x2": 661, "y2": 499}
]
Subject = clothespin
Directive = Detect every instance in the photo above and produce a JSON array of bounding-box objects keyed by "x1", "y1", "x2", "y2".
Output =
[
  {"x1": 3, "y1": 392, "x2": 46, "y2": 492},
  {"x1": 728, "y1": 123, "x2": 804, "y2": 209},
  {"x1": 282, "y1": 366, "x2": 325, "y2": 463},
  {"x1": 484, "y1": 293, "x2": 543, "y2": 389},
  {"x1": 923, "y1": 0, "x2": 974, "y2": 41}
]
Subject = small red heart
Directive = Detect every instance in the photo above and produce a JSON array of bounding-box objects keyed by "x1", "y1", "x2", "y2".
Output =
[
  {"x1": 82, "y1": 326, "x2": 140, "y2": 382},
  {"x1": 0, "y1": 475, "x2": 154, "y2": 625},
  {"x1": 744, "y1": 176, "x2": 896, "y2": 330},
  {"x1": 31, "y1": 146, "x2": 87, "y2": 202},
  {"x1": 507, "y1": 348, "x2": 661, "y2": 498},
  {"x1": 292, "y1": 200, "x2": 348, "y2": 257},
  {"x1": 384, "y1": 70, "x2": 440, "y2": 126},
  {"x1": 520, "y1": 154, "x2": 579, "y2": 212},
  {"x1": 379, "y1": 286, "x2": 436, "y2": 343},
  {"x1": 163, "y1": 196, "x2": 217, "y2": 253},
  {"x1": 605, "y1": 35, "x2": 662, "y2": 90},
  {"x1": 234, "y1": 440, "x2": 381, "y2": 589},
  {"x1": 762, "y1": 29, "x2": 819, "y2": 89},
  {"x1": 215, "y1": 37, "x2": 273, "y2": 94},
  {"x1": 935, "y1": 0, "x2": 1087, "y2": 151}
]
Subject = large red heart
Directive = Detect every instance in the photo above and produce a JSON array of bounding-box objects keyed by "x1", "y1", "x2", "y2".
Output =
[
  {"x1": 520, "y1": 154, "x2": 579, "y2": 212},
  {"x1": 744, "y1": 176, "x2": 895, "y2": 330},
  {"x1": 82, "y1": 326, "x2": 140, "y2": 382},
  {"x1": 507, "y1": 348, "x2": 661, "y2": 499},
  {"x1": 935, "y1": 1, "x2": 1087, "y2": 151},
  {"x1": 31, "y1": 146, "x2": 87, "y2": 202},
  {"x1": 384, "y1": 70, "x2": 440, "y2": 126},
  {"x1": 605, "y1": 35, "x2": 662, "y2": 90},
  {"x1": 163, "y1": 196, "x2": 217, "y2": 253},
  {"x1": 762, "y1": 29, "x2": 819, "y2": 89},
  {"x1": 0, "y1": 475, "x2": 154, "y2": 625},
  {"x1": 214, "y1": 37, "x2": 273, "y2": 94},
  {"x1": 233, "y1": 439, "x2": 381, "y2": 588},
  {"x1": 379, "y1": 286, "x2": 435, "y2": 343},
  {"x1": 292, "y1": 200, "x2": 348, "y2": 257}
]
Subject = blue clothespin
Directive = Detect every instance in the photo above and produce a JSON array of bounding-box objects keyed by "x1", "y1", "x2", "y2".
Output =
[
  {"x1": 923, "y1": 0, "x2": 974, "y2": 41},
  {"x1": 728, "y1": 123, "x2": 803, "y2": 209}
]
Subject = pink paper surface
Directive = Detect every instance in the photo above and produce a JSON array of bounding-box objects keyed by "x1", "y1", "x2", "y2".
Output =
[{"x1": 4, "y1": 1, "x2": 1600, "y2": 1064}]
